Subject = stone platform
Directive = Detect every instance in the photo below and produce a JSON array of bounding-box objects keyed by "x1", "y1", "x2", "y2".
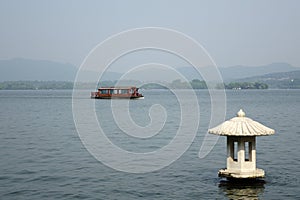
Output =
[{"x1": 218, "y1": 168, "x2": 265, "y2": 179}]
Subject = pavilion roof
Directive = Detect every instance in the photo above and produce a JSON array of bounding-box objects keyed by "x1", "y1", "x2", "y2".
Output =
[{"x1": 208, "y1": 109, "x2": 275, "y2": 136}]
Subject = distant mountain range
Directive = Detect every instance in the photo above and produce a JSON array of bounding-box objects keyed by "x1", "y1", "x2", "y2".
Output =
[
  {"x1": 0, "y1": 58, "x2": 299, "y2": 84},
  {"x1": 0, "y1": 58, "x2": 76, "y2": 81},
  {"x1": 176, "y1": 62, "x2": 299, "y2": 81},
  {"x1": 234, "y1": 70, "x2": 300, "y2": 89},
  {"x1": 0, "y1": 58, "x2": 120, "y2": 81}
]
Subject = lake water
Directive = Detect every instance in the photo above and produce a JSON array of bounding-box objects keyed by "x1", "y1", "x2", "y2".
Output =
[{"x1": 0, "y1": 89, "x2": 299, "y2": 199}]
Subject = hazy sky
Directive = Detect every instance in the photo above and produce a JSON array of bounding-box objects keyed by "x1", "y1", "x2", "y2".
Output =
[{"x1": 0, "y1": 0, "x2": 299, "y2": 67}]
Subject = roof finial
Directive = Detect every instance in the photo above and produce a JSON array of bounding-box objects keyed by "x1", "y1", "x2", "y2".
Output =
[{"x1": 237, "y1": 109, "x2": 245, "y2": 117}]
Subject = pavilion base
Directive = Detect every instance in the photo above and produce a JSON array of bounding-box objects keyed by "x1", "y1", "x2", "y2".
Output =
[
  {"x1": 219, "y1": 178, "x2": 266, "y2": 187},
  {"x1": 218, "y1": 168, "x2": 265, "y2": 179}
]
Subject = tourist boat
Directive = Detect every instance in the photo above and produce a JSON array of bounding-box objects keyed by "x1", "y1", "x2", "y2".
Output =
[{"x1": 91, "y1": 86, "x2": 144, "y2": 99}]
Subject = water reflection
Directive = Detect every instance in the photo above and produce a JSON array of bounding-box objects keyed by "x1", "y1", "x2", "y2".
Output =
[{"x1": 219, "y1": 180, "x2": 265, "y2": 200}]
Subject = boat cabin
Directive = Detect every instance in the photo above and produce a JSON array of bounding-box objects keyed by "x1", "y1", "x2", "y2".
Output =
[{"x1": 91, "y1": 86, "x2": 143, "y2": 99}]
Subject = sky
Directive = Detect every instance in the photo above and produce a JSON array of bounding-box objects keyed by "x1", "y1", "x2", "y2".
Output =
[{"x1": 0, "y1": 0, "x2": 299, "y2": 68}]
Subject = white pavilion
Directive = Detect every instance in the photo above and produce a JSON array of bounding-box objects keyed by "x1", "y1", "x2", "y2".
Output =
[{"x1": 209, "y1": 109, "x2": 275, "y2": 179}]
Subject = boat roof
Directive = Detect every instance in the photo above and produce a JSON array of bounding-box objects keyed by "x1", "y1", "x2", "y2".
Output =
[{"x1": 98, "y1": 86, "x2": 139, "y2": 90}]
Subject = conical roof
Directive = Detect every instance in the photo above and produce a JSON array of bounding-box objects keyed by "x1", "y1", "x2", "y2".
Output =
[{"x1": 208, "y1": 109, "x2": 275, "y2": 136}]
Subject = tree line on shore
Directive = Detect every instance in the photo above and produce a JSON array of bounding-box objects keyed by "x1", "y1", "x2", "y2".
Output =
[
  {"x1": 141, "y1": 79, "x2": 269, "y2": 89},
  {"x1": 0, "y1": 80, "x2": 270, "y2": 90}
]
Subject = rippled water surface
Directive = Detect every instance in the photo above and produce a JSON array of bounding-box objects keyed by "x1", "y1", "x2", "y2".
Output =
[{"x1": 0, "y1": 89, "x2": 299, "y2": 199}]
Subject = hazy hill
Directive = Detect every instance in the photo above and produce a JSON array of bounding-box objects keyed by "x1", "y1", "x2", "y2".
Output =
[
  {"x1": 177, "y1": 62, "x2": 299, "y2": 81},
  {"x1": 234, "y1": 70, "x2": 300, "y2": 89},
  {"x1": 219, "y1": 62, "x2": 298, "y2": 81},
  {"x1": 0, "y1": 58, "x2": 120, "y2": 81},
  {"x1": 0, "y1": 58, "x2": 77, "y2": 81}
]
